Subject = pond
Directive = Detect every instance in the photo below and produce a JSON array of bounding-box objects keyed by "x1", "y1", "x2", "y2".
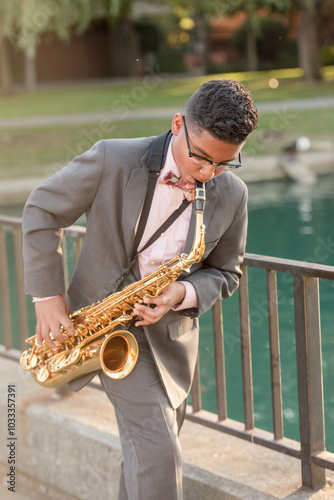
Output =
[{"x1": 198, "y1": 174, "x2": 334, "y2": 452}]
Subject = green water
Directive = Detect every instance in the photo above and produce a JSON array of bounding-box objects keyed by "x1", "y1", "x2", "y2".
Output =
[
  {"x1": 1, "y1": 175, "x2": 334, "y2": 451},
  {"x1": 198, "y1": 175, "x2": 334, "y2": 452}
]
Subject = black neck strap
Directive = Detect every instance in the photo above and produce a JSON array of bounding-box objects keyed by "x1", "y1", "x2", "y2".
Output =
[
  {"x1": 131, "y1": 130, "x2": 173, "y2": 256},
  {"x1": 138, "y1": 198, "x2": 190, "y2": 254}
]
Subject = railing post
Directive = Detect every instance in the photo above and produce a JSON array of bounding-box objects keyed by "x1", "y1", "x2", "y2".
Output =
[
  {"x1": 293, "y1": 275, "x2": 326, "y2": 489},
  {"x1": 266, "y1": 270, "x2": 283, "y2": 441},
  {"x1": 239, "y1": 265, "x2": 254, "y2": 431},
  {"x1": 0, "y1": 224, "x2": 12, "y2": 349},
  {"x1": 191, "y1": 355, "x2": 201, "y2": 413},
  {"x1": 73, "y1": 235, "x2": 83, "y2": 264},
  {"x1": 212, "y1": 299, "x2": 227, "y2": 421},
  {"x1": 13, "y1": 226, "x2": 29, "y2": 350},
  {"x1": 62, "y1": 236, "x2": 69, "y2": 289}
]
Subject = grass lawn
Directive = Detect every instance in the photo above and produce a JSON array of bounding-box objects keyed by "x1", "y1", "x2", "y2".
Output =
[
  {"x1": 2, "y1": 66, "x2": 334, "y2": 119},
  {"x1": 1, "y1": 106, "x2": 333, "y2": 179},
  {"x1": 1, "y1": 66, "x2": 334, "y2": 179},
  {"x1": 0, "y1": 118, "x2": 172, "y2": 178}
]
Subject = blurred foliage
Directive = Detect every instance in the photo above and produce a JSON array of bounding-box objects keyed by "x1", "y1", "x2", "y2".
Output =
[
  {"x1": 134, "y1": 19, "x2": 162, "y2": 54},
  {"x1": 230, "y1": 15, "x2": 299, "y2": 71},
  {"x1": 321, "y1": 45, "x2": 334, "y2": 66},
  {"x1": 0, "y1": 0, "x2": 135, "y2": 56},
  {"x1": 1, "y1": 0, "x2": 334, "y2": 83},
  {"x1": 156, "y1": 48, "x2": 187, "y2": 73},
  {"x1": 232, "y1": 16, "x2": 289, "y2": 62}
]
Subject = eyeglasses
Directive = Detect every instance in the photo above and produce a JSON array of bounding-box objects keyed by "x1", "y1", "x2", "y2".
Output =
[{"x1": 182, "y1": 115, "x2": 242, "y2": 171}]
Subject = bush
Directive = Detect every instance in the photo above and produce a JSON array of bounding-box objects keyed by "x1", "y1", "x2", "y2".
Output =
[
  {"x1": 155, "y1": 48, "x2": 187, "y2": 73},
  {"x1": 321, "y1": 45, "x2": 334, "y2": 66},
  {"x1": 134, "y1": 20, "x2": 163, "y2": 54}
]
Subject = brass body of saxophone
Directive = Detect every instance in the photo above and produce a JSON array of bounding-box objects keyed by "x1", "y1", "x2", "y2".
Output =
[{"x1": 20, "y1": 182, "x2": 206, "y2": 388}]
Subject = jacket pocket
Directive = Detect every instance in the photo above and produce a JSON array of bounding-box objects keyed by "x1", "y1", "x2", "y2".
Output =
[{"x1": 167, "y1": 316, "x2": 196, "y2": 341}]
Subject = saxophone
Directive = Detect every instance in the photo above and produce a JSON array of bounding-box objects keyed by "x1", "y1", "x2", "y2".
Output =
[{"x1": 20, "y1": 181, "x2": 206, "y2": 388}]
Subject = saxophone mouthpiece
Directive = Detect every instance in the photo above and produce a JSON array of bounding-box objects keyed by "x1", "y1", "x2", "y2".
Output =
[{"x1": 195, "y1": 181, "x2": 206, "y2": 212}]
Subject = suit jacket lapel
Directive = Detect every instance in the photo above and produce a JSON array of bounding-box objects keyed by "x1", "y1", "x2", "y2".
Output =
[{"x1": 121, "y1": 152, "x2": 150, "y2": 262}]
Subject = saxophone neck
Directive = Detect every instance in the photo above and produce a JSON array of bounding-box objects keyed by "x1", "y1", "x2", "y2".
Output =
[{"x1": 180, "y1": 181, "x2": 206, "y2": 270}]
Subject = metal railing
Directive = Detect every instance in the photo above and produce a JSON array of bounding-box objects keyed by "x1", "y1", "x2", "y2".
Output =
[
  {"x1": 189, "y1": 253, "x2": 334, "y2": 490},
  {"x1": 0, "y1": 215, "x2": 85, "y2": 353},
  {"x1": 1, "y1": 215, "x2": 334, "y2": 489}
]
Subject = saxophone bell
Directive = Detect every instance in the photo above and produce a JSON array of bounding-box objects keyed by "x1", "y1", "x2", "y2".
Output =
[{"x1": 100, "y1": 330, "x2": 138, "y2": 379}]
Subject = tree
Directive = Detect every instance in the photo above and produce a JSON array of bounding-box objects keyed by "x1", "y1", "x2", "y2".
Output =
[
  {"x1": 165, "y1": 0, "x2": 230, "y2": 74},
  {"x1": 232, "y1": 16, "x2": 289, "y2": 69},
  {"x1": 222, "y1": 0, "x2": 289, "y2": 72},
  {"x1": 296, "y1": 0, "x2": 322, "y2": 81},
  {"x1": 0, "y1": 1, "x2": 20, "y2": 96},
  {"x1": 0, "y1": 0, "x2": 140, "y2": 95},
  {"x1": 278, "y1": 0, "x2": 326, "y2": 81},
  {"x1": 106, "y1": 0, "x2": 144, "y2": 76},
  {"x1": 164, "y1": 0, "x2": 292, "y2": 74},
  {"x1": 0, "y1": 0, "x2": 95, "y2": 94},
  {"x1": 224, "y1": 0, "x2": 324, "y2": 80},
  {"x1": 0, "y1": 25, "x2": 13, "y2": 96}
]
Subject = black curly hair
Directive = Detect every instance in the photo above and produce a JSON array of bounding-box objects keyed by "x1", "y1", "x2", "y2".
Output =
[{"x1": 183, "y1": 79, "x2": 258, "y2": 144}]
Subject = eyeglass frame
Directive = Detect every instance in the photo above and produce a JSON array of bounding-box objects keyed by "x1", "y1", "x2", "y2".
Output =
[{"x1": 182, "y1": 115, "x2": 242, "y2": 171}]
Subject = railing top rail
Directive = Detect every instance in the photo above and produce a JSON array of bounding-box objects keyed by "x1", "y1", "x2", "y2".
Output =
[
  {"x1": 0, "y1": 215, "x2": 23, "y2": 227},
  {"x1": 1, "y1": 215, "x2": 333, "y2": 279},
  {"x1": 244, "y1": 253, "x2": 334, "y2": 280},
  {"x1": 64, "y1": 225, "x2": 86, "y2": 237},
  {"x1": 0, "y1": 215, "x2": 86, "y2": 237}
]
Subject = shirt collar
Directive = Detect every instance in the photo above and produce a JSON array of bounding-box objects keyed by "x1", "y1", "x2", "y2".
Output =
[{"x1": 158, "y1": 137, "x2": 181, "y2": 181}]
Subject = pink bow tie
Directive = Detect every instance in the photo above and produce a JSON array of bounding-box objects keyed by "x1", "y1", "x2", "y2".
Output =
[{"x1": 158, "y1": 170, "x2": 194, "y2": 201}]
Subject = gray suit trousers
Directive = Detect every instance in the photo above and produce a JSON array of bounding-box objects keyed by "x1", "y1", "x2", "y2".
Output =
[{"x1": 99, "y1": 326, "x2": 185, "y2": 500}]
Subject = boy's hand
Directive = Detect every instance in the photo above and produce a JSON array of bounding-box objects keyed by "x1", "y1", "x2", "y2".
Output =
[
  {"x1": 34, "y1": 296, "x2": 76, "y2": 351},
  {"x1": 133, "y1": 282, "x2": 186, "y2": 327}
]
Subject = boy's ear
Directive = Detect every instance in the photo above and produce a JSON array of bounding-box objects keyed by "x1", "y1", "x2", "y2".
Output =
[{"x1": 171, "y1": 113, "x2": 183, "y2": 136}]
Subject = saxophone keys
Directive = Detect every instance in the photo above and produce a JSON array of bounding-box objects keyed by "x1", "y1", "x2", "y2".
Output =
[
  {"x1": 76, "y1": 324, "x2": 88, "y2": 336},
  {"x1": 25, "y1": 335, "x2": 37, "y2": 346},
  {"x1": 19, "y1": 350, "x2": 38, "y2": 370},
  {"x1": 20, "y1": 345, "x2": 40, "y2": 370},
  {"x1": 67, "y1": 348, "x2": 82, "y2": 366},
  {"x1": 49, "y1": 349, "x2": 82, "y2": 373},
  {"x1": 36, "y1": 365, "x2": 50, "y2": 383},
  {"x1": 49, "y1": 352, "x2": 67, "y2": 365},
  {"x1": 28, "y1": 353, "x2": 39, "y2": 369}
]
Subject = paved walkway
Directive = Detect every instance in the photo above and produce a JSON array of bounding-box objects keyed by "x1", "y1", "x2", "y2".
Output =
[{"x1": 1, "y1": 96, "x2": 334, "y2": 130}]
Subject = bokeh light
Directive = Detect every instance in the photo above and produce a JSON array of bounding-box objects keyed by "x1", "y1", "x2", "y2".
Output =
[{"x1": 268, "y1": 78, "x2": 279, "y2": 89}]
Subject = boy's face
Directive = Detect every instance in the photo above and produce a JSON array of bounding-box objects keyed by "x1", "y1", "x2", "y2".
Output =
[{"x1": 171, "y1": 113, "x2": 245, "y2": 189}]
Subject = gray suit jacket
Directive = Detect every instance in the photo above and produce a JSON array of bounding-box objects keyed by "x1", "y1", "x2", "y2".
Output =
[{"x1": 22, "y1": 137, "x2": 248, "y2": 408}]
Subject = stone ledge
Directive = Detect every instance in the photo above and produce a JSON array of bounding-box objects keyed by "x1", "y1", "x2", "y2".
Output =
[
  {"x1": 0, "y1": 357, "x2": 333, "y2": 500},
  {"x1": 236, "y1": 150, "x2": 334, "y2": 183}
]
